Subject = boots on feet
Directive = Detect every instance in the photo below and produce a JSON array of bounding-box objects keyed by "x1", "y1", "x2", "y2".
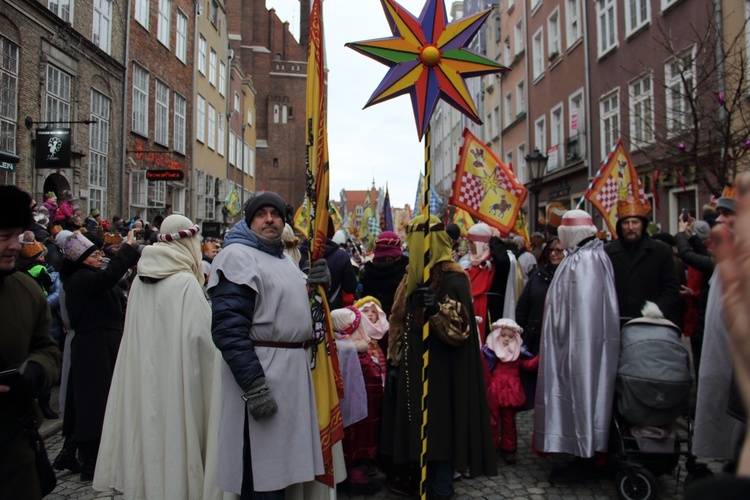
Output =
[
  {"x1": 52, "y1": 436, "x2": 80, "y2": 473},
  {"x1": 346, "y1": 467, "x2": 381, "y2": 496}
]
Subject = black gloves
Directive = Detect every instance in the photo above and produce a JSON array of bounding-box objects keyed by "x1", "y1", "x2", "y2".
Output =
[
  {"x1": 242, "y1": 377, "x2": 278, "y2": 421},
  {"x1": 414, "y1": 284, "x2": 440, "y2": 317},
  {"x1": 307, "y1": 258, "x2": 331, "y2": 290}
]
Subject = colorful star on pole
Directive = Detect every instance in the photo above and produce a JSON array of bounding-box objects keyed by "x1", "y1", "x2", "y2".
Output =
[{"x1": 346, "y1": 0, "x2": 507, "y2": 139}]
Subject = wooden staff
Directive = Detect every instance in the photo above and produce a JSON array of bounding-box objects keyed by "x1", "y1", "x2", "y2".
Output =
[{"x1": 420, "y1": 126, "x2": 431, "y2": 500}]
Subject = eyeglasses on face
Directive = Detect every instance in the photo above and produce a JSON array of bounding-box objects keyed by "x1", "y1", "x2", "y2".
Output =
[
  {"x1": 90, "y1": 251, "x2": 105, "y2": 259},
  {"x1": 548, "y1": 248, "x2": 564, "y2": 254}
]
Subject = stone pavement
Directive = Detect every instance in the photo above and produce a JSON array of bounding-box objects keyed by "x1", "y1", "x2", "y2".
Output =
[{"x1": 40, "y1": 385, "x2": 725, "y2": 500}]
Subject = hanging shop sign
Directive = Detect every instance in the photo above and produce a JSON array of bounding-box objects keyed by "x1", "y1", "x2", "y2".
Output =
[
  {"x1": 35, "y1": 129, "x2": 71, "y2": 169},
  {"x1": 146, "y1": 169, "x2": 184, "y2": 181}
]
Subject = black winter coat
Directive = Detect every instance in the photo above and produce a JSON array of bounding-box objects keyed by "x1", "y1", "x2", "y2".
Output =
[
  {"x1": 359, "y1": 256, "x2": 408, "y2": 316},
  {"x1": 299, "y1": 238, "x2": 357, "y2": 310},
  {"x1": 515, "y1": 263, "x2": 557, "y2": 355}
]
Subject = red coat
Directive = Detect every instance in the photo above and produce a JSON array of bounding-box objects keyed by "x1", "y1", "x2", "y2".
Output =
[{"x1": 487, "y1": 357, "x2": 539, "y2": 408}]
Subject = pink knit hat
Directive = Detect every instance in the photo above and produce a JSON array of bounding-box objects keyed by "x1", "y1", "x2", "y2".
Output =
[
  {"x1": 63, "y1": 233, "x2": 97, "y2": 263},
  {"x1": 373, "y1": 231, "x2": 402, "y2": 260}
]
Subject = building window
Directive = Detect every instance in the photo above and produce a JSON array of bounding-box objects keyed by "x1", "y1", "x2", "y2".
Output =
[
  {"x1": 155, "y1": 80, "x2": 169, "y2": 145},
  {"x1": 89, "y1": 90, "x2": 110, "y2": 218},
  {"x1": 535, "y1": 115, "x2": 546, "y2": 153},
  {"x1": 228, "y1": 130, "x2": 235, "y2": 165},
  {"x1": 491, "y1": 105, "x2": 499, "y2": 138},
  {"x1": 130, "y1": 170, "x2": 147, "y2": 207},
  {"x1": 0, "y1": 36, "x2": 19, "y2": 173},
  {"x1": 547, "y1": 9, "x2": 560, "y2": 59},
  {"x1": 282, "y1": 105, "x2": 288, "y2": 124},
  {"x1": 273, "y1": 104, "x2": 280, "y2": 123},
  {"x1": 514, "y1": 19, "x2": 524, "y2": 55},
  {"x1": 198, "y1": 36, "x2": 207, "y2": 75},
  {"x1": 508, "y1": 0, "x2": 515, "y2": 11},
  {"x1": 209, "y1": 49, "x2": 217, "y2": 87},
  {"x1": 93, "y1": 0, "x2": 112, "y2": 54},
  {"x1": 219, "y1": 61, "x2": 226, "y2": 96},
  {"x1": 135, "y1": 0, "x2": 149, "y2": 29},
  {"x1": 172, "y1": 187, "x2": 185, "y2": 214},
  {"x1": 503, "y1": 37, "x2": 512, "y2": 66},
  {"x1": 247, "y1": 108, "x2": 253, "y2": 126},
  {"x1": 243, "y1": 142, "x2": 250, "y2": 174},
  {"x1": 173, "y1": 93, "x2": 186, "y2": 153},
  {"x1": 600, "y1": 89, "x2": 620, "y2": 159},
  {"x1": 549, "y1": 103, "x2": 564, "y2": 171},
  {"x1": 532, "y1": 28, "x2": 544, "y2": 79},
  {"x1": 626, "y1": 0, "x2": 650, "y2": 36},
  {"x1": 248, "y1": 146, "x2": 255, "y2": 176},
  {"x1": 148, "y1": 180, "x2": 166, "y2": 208},
  {"x1": 48, "y1": 0, "x2": 73, "y2": 23},
  {"x1": 45, "y1": 65, "x2": 72, "y2": 126},
  {"x1": 661, "y1": 0, "x2": 680, "y2": 10},
  {"x1": 666, "y1": 48, "x2": 695, "y2": 136},
  {"x1": 207, "y1": 105, "x2": 216, "y2": 150},
  {"x1": 568, "y1": 89, "x2": 584, "y2": 138},
  {"x1": 565, "y1": 0, "x2": 582, "y2": 49},
  {"x1": 176, "y1": 10, "x2": 188, "y2": 63},
  {"x1": 504, "y1": 93, "x2": 513, "y2": 128},
  {"x1": 597, "y1": 0, "x2": 617, "y2": 57},
  {"x1": 217, "y1": 114, "x2": 225, "y2": 155},
  {"x1": 196, "y1": 95, "x2": 205, "y2": 142},
  {"x1": 200, "y1": 172, "x2": 215, "y2": 219},
  {"x1": 505, "y1": 150, "x2": 513, "y2": 170},
  {"x1": 517, "y1": 143, "x2": 527, "y2": 183},
  {"x1": 234, "y1": 92, "x2": 240, "y2": 113},
  {"x1": 516, "y1": 80, "x2": 525, "y2": 115},
  {"x1": 132, "y1": 64, "x2": 149, "y2": 136},
  {"x1": 157, "y1": 0, "x2": 170, "y2": 47},
  {"x1": 210, "y1": 0, "x2": 218, "y2": 26},
  {"x1": 236, "y1": 135, "x2": 243, "y2": 170},
  {"x1": 629, "y1": 73, "x2": 653, "y2": 146},
  {"x1": 531, "y1": 0, "x2": 541, "y2": 13}
]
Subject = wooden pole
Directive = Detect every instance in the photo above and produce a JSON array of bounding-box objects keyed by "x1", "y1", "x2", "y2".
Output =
[{"x1": 420, "y1": 126, "x2": 431, "y2": 500}]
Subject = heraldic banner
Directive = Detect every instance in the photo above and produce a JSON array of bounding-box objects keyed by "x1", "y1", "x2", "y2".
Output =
[{"x1": 450, "y1": 128, "x2": 527, "y2": 234}]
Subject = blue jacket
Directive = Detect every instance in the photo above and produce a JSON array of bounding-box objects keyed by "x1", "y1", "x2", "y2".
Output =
[
  {"x1": 210, "y1": 220, "x2": 284, "y2": 392},
  {"x1": 299, "y1": 238, "x2": 356, "y2": 310}
]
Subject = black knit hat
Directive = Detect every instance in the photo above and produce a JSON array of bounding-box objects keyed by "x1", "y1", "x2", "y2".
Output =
[
  {"x1": 244, "y1": 191, "x2": 287, "y2": 225},
  {"x1": 0, "y1": 186, "x2": 34, "y2": 230}
]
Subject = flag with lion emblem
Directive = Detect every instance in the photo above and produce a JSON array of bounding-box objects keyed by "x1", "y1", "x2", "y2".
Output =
[{"x1": 450, "y1": 128, "x2": 527, "y2": 234}]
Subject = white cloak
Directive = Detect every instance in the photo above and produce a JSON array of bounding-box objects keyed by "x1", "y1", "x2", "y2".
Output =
[{"x1": 93, "y1": 272, "x2": 223, "y2": 500}]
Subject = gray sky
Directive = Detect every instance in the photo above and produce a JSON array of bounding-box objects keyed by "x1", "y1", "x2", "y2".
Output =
[{"x1": 267, "y1": 0, "x2": 432, "y2": 208}]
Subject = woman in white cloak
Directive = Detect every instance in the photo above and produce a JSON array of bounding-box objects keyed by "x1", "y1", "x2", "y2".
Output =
[{"x1": 93, "y1": 215, "x2": 223, "y2": 500}]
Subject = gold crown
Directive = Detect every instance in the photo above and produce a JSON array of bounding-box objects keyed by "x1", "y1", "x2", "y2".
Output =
[
  {"x1": 104, "y1": 233, "x2": 123, "y2": 245},
  {"x1": 721, "y1": 184, "x2": 737, "y2": 200},
  {"x1": 617, "y1": 197, "x2": 652, "y2": 219}
]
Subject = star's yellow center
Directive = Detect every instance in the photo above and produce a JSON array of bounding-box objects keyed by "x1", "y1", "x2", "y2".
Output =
[{"x1": 420, "y1": 45, "x2": 441, "y2": 67}]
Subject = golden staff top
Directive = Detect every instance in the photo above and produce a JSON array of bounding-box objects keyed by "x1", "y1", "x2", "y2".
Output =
[{"x1": 345, "y1": 0, "x2": 507, "y2": 139}]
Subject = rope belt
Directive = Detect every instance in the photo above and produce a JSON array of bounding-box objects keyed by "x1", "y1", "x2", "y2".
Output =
[{"x1": 252, "y1": 338, "x2": 318, "y2": 349}]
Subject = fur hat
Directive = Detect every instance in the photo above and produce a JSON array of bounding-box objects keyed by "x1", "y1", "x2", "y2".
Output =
[
  {"x1": 244, "y1": 191, "x2": 287, "y2": 225},
  {"x1": 63, "y1": 233, "x2": 97, "y2": 263},
  {"x1": 21, "y1": 241, "x2": 46, "y2": 259},
  {"x1": 373, "y1": 231, "x2": 403, "y2": 260},
  {"x1": 0, "y1": 186, "x2": 34, "y2": 230}
]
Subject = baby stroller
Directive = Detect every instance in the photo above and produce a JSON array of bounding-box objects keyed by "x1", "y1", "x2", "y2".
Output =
[{"x1": 610, "y1": 304, "x2": 709, "y2": 500}]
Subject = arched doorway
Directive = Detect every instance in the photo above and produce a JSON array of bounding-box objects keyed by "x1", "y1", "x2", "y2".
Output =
[{"x1": 42, "y1": 173, "x2": 71, "y2": 199}]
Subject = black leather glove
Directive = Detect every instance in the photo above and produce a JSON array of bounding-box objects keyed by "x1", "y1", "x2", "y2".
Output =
[
  {"x1": 242, "y1": 377, "x2": 278, "y2": 421},
  {"x1": 413, "y1": 284, "x2": 440, "y2": 316},
  {"x1": 386, "y1": 364, "x2": 399, "y2": 396},
  {"x1": 307, "y1": 258, "x2": 331, "y2": 290}
]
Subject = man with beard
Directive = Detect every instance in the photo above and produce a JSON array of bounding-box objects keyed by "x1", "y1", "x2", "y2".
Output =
[{"x1": 605, "y1": 197, "x2": 680, "y2": 325}]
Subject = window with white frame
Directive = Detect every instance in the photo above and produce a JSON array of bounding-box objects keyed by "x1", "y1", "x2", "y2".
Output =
[
  {"x1": 148, "y1": 180, "x2": 166, "y2": 208},
  {"x1": 517, "y1": 143, "x2": 527, "y2": 183},
  {"x1": 629, "y1": 73, "x2": 653, "y2": 145},
  {"x1": 532, "y1": 28, "x2": 544, "y2": 79},
  {"x1": 210, "y1": 0, "x2": 218, "y2": 26},
  {"x1": 172, "y1": 187, "x2": 185, "y2": 214},
  {"x1": 504, "y1": 93, "x2": 513, "y2": 128},
  {"x1": 196, "y1": 170, "x2": 206, "y2": 218},
  {"x1": 234, "y1": 92, "x2": 240, "y2": 113},
  {"x1": 219, "y1": 61, "x2": 226, "y2": 96},
  {"x1": 209, "y1": 49, "x2": 217, "y2": 86},
  {"x1": 531, "y1": 0, "x2": 541, "y2": 13},
  {"x1": 535, "y1": 115, "x2": 546, "y2": 153},
  {"x1": 198, "y1": 36, "x2": 207, "y2": 75},
  {"x1": 48, "y1": 0, "x2": 72, "y2": 22},
  {"x1": 548, "y1": 9, "x2": 561, "y2": 58},
  {"x1": 93, "y1": 0, "x2": 112, "y2": 54},
  {"x1": 176, "y1": 10, "x2": 188, "y2": 63},
  {"x1": 236, "y1": 135, "x2": 243, "y2": 169},
  {"x1": 661, "y1": 0, "x2": 680, "y2": 13},
  {"x1": 155, "y1": 80, "x2": 169, "y2": 145},
  {"x1": 217, "y1": 114, "x2": 225, "y2": 155},
  {"x1": 132, "y1": 64, "x2": 148, "y2": 135},
  {"x1": 625, "y1": 0, "x2": 650, "y2": 36},
  {"x1": 158, "y1": 0, "x2": 170, "y2": 47},
  {"x1": 247, "y1": 108, "x2": 253, "y2": 126},
  {"x1": 244, "y1": 142, "x2": 250, "y2": 174},
  {"x1": 173, "y1": 92, "x2": 186, "y2": 153},
  {"x1": 202, "y1": 172, "x2": 215, "y2": 219},
  {"x1": 508, "y1": 0, "x2": 515, "y2": 10},
  {"x1": 207, "y1": 105, "x2": 216, "y2": 150},
  {"x1": 503, "y1": 37, "x2": 512, "y2": 66},
  {"x1": 248, "y1": 145, "x2": 255, "y2": 176},
  {"x1": 135, "y1": 0, "x2": 149, "y2": 29},
  {"x1": 550, "y1": 103, "x2": 564, "y2": 171},
  {"x1": 89, "y1": 90, "x2": 110, "y2": 218},
  {"x1": 665, "y1": 47, "x2": 695, "y2": 136},
  {"x1": 505, "y1": 150, "x2": 513, "y2": 169},
  {"x1": 514, "y1": 19, "x2": 524, "y2": 55},
  {"x1": 46, "y1": 65, "x2": 71, "y2": 125},
  {"x1": 597, "y1": 0, "x2": 617, "y2": 56},
  {"x1": 516, "y1": 80, "x2": 525, "y2": 115},
  {"x1": 282, "y1": 105, "x2": 288, "y2": 124},
  {"x1": 492, "y1": 105, "x2": 499, "y2": 137},
  {"x1": 485, "y1": 112, "x2": 492, "y2": 142},
  {"x1": 600, "y1": 89, "x2": 619, "y2": 158},
  {"x1": 196, "y1": 94, "x2": 205, "y2": 142},
  {"x1": 565, "y1": 0, "x2": 582, "y2": 49},
  {"x1": 228, "y1": 130, "x2": 235, "y2": 165},
  {"x1": 0, "y1": 36, "x2": 19, "y2": 179},
  {"x1": 568, "y1": 89, "x2": 584, "y2": 138},
  {"x1": 130, "y1": 170, "x2": 147, "y2": 207},
  {"x1": 273, "y1": 104, "x2": 280, "y2": 123}
]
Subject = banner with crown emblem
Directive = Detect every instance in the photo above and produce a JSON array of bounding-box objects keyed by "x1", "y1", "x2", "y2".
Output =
[{"x1": 450, "y1": 128, "x2": 527, "y2": 234}]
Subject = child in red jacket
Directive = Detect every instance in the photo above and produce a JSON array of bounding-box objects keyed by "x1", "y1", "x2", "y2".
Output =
[{"x1": 483, "y1": 318, "x2": 539, "y2": 464}]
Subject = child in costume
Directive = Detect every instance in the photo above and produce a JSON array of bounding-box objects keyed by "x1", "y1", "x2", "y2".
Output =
[
  {"x1": 355, "y1": 296, "x2": 388, "y2": 385},
  {"x1": 483, "y1": 318, "x2": 538, "y2": 464}
]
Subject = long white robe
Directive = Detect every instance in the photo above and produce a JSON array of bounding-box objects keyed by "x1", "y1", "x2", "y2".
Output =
[{"x1": 93, "y1": 272, "x2": 223, "y2": 500}]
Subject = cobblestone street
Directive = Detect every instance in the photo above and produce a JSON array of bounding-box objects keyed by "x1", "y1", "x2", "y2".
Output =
[{"x1": 40, "y1": 388, "x2": 724, "y2": 499}]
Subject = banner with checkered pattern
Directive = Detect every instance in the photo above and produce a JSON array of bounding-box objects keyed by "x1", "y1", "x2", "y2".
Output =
[
  {"x1": 449, "y1": 128, "x2": 527, "y2": 234},
  {"x1": 585, "y1": 139, "x2": 650, "y2": 235}
]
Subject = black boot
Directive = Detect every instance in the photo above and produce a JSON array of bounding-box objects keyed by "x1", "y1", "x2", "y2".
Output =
[
  {"x1": 38, "y1": 390, "x2": 59, "y2": 420},
  {"x1": 79, "y1": 440, "x2": 99, "y2": 482},
  {"x1": 53, "y1": 436, "x2": 81, "y2": 473}
]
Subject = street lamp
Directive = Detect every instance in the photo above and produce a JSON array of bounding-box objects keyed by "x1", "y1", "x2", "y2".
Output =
[{"x1": 525, "y1": 148, "x2": 548, "y2": 233}]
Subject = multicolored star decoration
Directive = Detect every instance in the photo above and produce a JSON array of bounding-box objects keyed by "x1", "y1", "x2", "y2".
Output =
[
  {"x1": 346, "y1": 0, "x2": 508, "y2": 139},
  {"x1": 479, "y1": 166, "x2": 503, "y2": 195}
]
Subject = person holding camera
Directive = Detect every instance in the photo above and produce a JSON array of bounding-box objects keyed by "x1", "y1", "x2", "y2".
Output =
[{"x1": 0, "y1": 186, "x2": 61, "y2": 499}]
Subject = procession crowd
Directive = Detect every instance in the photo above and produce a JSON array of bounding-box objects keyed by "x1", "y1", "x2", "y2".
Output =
[{"x1": 2, "y1": 180, "x2": 750, "y2": 500}]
